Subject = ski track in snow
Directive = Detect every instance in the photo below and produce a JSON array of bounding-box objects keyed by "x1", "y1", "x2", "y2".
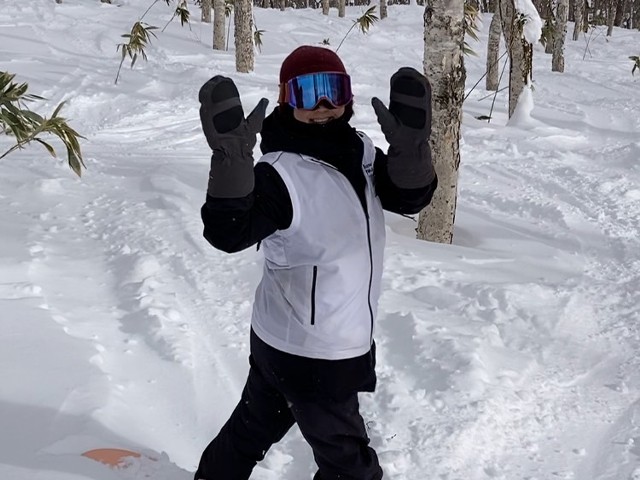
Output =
[{"x1": 1, "y1": 2, "x2": 640, "y2": 479}]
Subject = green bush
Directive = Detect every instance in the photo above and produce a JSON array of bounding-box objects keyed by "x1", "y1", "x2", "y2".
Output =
[{"x1": 0, "y1": 72, "x2": 84, "y2": 176}]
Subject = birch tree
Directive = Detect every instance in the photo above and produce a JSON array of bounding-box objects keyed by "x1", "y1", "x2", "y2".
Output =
[
  {"x1": 552, "y1": 0, "x2": 568, "y2": 70},
  {"x1": 486, "y1": 12, "x2": 502, "y2": 90},
  {"x1": 234, "y1": 0, "x2": 254, "y2": 72},
  {"x1": 499, "y1": 0, "x2": 536, "y2": 117},
  {"x1": 201, "y1": 0, "x2": 212, "y2": 22},
  {"x1": 339, "y1": 0, "x2": 346, "y2": 17},
  {"x1": 573, "y1": 0, "x2": 585, "y2": 39},
  {"x1": 606, "y1": 0, "x2": 617, "y2": 34},
  {"x1": 213, "y1": 0, "x2": 226, "y2": 50},
  {"x1": 418, "y1": 0, "x2": 466, "y2": 244},
  {"x1": 380, "y1": 0, "x2": 388, "y2": 18}
]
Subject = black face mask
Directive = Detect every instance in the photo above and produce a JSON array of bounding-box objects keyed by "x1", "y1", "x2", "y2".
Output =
[
  {"x1": 260, "y1": 104, "x2": 368, "y2": 209},
  {"x1": 259, "y1": 104, "x2": 362, "y2": 170}
]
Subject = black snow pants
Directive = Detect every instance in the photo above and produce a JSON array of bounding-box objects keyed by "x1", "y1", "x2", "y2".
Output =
[{"x1": 194, "y1": 329, "x2": 383, "y2": 480}]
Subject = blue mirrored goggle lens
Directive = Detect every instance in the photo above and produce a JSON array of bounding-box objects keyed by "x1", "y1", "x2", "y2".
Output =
[{"x1": 285, "y1": 72, "x2": 352, "y2": 109}]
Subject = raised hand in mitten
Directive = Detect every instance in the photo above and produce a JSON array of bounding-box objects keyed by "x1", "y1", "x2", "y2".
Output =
[
  {"x1": 371, "y1": 67, "x2": 434, "y2": 189},
  {"x1": 199, "y1": 75, "x2": 268, "y2": 198}
]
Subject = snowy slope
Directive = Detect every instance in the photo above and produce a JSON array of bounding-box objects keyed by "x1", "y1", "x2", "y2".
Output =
[{"x1": 1, "y1": 1, "x2": 639, "y2": 479}]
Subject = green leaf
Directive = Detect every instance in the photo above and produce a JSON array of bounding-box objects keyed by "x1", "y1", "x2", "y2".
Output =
[
  {"x1": 51, "y1": 101, "x2": 66, "y2": 118},
  {"x1": 0, "y1": 71, "x2": 85, "y2": 175},
  {"x1": 34, "y1": 138, "x2": 57, "y2": 158}
]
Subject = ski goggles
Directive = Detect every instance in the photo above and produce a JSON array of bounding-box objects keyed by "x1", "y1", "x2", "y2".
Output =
[{"x1": 279, "y1": 72, "x2": 353, "y2": 110}]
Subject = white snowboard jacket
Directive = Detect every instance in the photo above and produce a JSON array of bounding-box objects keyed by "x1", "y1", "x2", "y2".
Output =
[{"x1": 251, "y1": 133, "x2": 386, "y2": 360}]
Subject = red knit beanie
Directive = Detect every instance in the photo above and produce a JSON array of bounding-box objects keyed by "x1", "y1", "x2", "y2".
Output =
[{"x1": 279, "y1": 46, "x2": 348, "y2": 84}]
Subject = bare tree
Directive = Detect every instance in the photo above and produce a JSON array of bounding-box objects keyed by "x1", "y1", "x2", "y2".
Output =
[
  {"x1": 339, "y1": 0, "x2": 346, "y2": 17},
  {"x1": 202, "y1": 0, "x2": 212, "y2": 22},
  {"x1": 213, "y1": 0, "x2": 226, "y2": 50},
  {"x1": 322, "y1": 0, "x2": 330, "y2": 14},
  {"x1": 486, "y1": 12, "x2": 502, "y2": 90},
  {"x1": 573, "y1": 0, "x2": 585, "y2": 39},
  {"x1": 606, "y1": 0, "x2": 617, "y2": 34},
  {"x1": 418, "y1": 0, "x2": 466, "y2": 244},
  {"x1": 552, "y1": 0, "x2": 568, "y2": 70},
  {"x1": 235, "y1": 0, "x2": 254, "y2": 72},
  {"x1": 499, "y1": 0, "x2": 534, "y2": 117},
  {"x1": 544, "y1": 20, "x2": 554, "y2": 54},
  {"x1": 380, "y1": 0, "x2": 388, "y2": 18}
]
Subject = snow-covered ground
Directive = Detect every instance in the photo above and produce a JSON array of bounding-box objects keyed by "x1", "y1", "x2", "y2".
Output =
[{"x1": 1, "y1": 1, "x2": 639, "y2": 479}]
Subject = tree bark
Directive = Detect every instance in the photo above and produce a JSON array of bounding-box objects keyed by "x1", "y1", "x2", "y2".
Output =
[
  {"x1": 573, "y1": 0, "x2": 584, "y2": 39},
  {"x1": 552, "y1": 0, "x2": 568, "y2": 71},
  {"x1": 544, "y1": 1, "x2": 555, "y2": 54},
  {"x1": 545, "y1": 19, "x2": 554, "y2": 53},
  {"x1": 606, "y1": 0, "x2": 617, "y2": 34},
  {"x1": 338, "y1": 0, "x2": 346, "y2": 17},
  {"x1": 234, "y1": 0, "x2": 254, "y2": 72},
  {"x1": 486, "y1": 12, "x2": 502, "y2": 90},
  {"x1": 202, "y1": 0, "x2": 212, "y2": 23},
  {"x1": 500, "y1": 0, "x2": 533, "y2": 118},
  {"x1": 213, "y1": 0, "x2": 226, "y2": 50},
  {"x1": 418, "y1": 0, "x2": 466, "y2": 244},
  {"x1": 322, "y1": 0, "x2": 330, "y2": 14},
  {"x1": 380, "y1": 0, "x2": 388, "y2": 18},
  {"x1": 613, "y1": 0, "x2": 626, "y2": 24}
]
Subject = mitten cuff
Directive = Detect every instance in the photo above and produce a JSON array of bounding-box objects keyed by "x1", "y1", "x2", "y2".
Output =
[
  {"x1": 207, "y1": 154, "x2": 255, "y2": 198},
  {"x1": 386, "y1": 141, "x2": 435, "y2": 189}
]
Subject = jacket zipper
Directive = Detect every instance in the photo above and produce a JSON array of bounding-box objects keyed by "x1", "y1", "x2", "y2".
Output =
[
  {"x1": 302, "y1": 154, "x2": 375, "y2": 337},
  {"x1": 362, "y1": 199, "x2": 375, "y2": 343},
  {"x1": 310, "y1": 265, "x2": 318, "y2": 325}
]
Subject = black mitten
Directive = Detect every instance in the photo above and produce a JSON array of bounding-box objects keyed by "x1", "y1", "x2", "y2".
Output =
[
  {"x1": 199, "y1": 76, "x2": 268, "y2": 198},
  {"x1": 371, "y1": 67, "x2": 434, "y2": 189}
]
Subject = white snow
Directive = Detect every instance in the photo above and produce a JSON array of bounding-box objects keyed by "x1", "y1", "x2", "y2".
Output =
[
  {"x1": 1, "y1": 1, "x2": 639, "y2": 479},
  {"x1": 514, "y1": 0, "x2": 544, "y2": 44}
]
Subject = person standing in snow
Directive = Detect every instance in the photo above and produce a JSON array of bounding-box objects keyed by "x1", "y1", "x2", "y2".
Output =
[{"x1": 194, "y1": 45, "x2": 437, "y2": 480}]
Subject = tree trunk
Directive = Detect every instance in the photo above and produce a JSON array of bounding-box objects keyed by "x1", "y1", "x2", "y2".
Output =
[
  {"x1": 606, "y1": 0, "x2": 617, "y2": 34},
  {"x1": 568, "y1": 0, "x2": 575, "y2": 20},
  {"x1": 486, "y1": 13, "x2": 502, "y2": 90},
  {"x1": 500, "y1": 0, "x2": 533, "y2": 118},
  {"x1": 573, "y1": 0, "x2": 584, "y2": 39},
  {"x1": 322, "y1": 0, "x2": 330, "y2": 14},
  {"x1": 545, "y1": 19, "x2": 554, "y2": 53},
  {"x1": 279, "y1": 0, "x2": 286, "y2": 10},
  {"x1": 380, "y1": 0, "x2": 388, "y2": 18},
  {"x1": 614, "y1": 0, "x2": 626, "y2": 24},
  {"x1": 418, "y1": 0, "x2": 466, "y2": 244},
  {"x1": 234, "y1": 0, "x2": 254, "y2": 72},
  {"x1": 202, "y1": 0, "x2": 212, "y2": 23},
  {"x1": 552, "y1": 0, "x2": 568, "y2": 70},
  {"x1": 213, "y1": 0, "x2": 226, "y2": 50},
  {"x1": 338, "y1": 0, "x2": 346, "y2": 17}
]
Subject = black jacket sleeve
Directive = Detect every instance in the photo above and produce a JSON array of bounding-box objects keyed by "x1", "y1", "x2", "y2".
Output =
[
  {"x1": 373, "y1": 147, "x2": 437, "y2": 215},
  {"x1": 201, "y1": 162, "x2": 293, "y2": 253}
]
